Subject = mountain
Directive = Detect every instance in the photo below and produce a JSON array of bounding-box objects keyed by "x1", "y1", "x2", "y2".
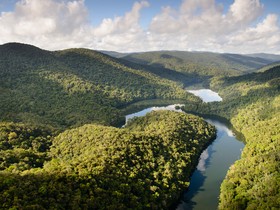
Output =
[
  {"x1": 0, "y1": 43, "x2": 197, "y2": 129},
  {"x1": 246, "y1": 53, "x2": 280, "y2": 62},
  {"x1": 121, "y1": 51, "x2": 273, "y2": 79},
  {"x1": 0, "y1": 111, "x2": 216, "y2": 209},
  {"x1": 256, "y1": 61, "x2": 280, "y2": 72},
  {"x1": 100, "y1": 50, "x2": 129, "y2": 58},
  {"x1": 0, "y1": 42, "x2": 219, "y2": 210}
]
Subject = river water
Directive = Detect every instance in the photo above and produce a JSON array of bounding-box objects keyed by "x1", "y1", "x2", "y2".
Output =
[
  {"x1": 176, "y1": 118, "x2": 244, "y2": 210},
  {"x1": 125, "y1": 89, "x2": 244, "y2": 210},
  {"x1": 187, "y1": 89, "x2": 222, "y2": 102}
]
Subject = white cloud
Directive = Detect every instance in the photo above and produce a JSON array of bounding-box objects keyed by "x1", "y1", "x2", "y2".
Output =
[
  {"x1": 0, "y1": 0, "x2": 279, "y2": 54},
  {"x1": 226, "y1": 14, "x2": 280, "y2": 53},
  {"x1": 148, "y1": 0, "x2": 274, "y2": 53},
  {"x1": 228, "y1": 0, "x2": 263, "y2": 24},
  {"x1": 91, "y1": 1, "x2": 149, "y2": 51},
  {"x1": 0, "y1": 0, "x2": 89, "y2": 49}
]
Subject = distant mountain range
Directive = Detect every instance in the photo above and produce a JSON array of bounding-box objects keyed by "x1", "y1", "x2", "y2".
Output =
[
  {"x1": 102, "y1": 50, "x2": 280, "y2": 63},
  {"x1": 102, "y1": 50, "x2": 277, "y2": 77},
  {"x1": 246, "y1": 53, "x2": 280, "y2": 62}
]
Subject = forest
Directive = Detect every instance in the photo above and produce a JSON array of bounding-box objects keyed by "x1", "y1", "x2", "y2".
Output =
[
  {"x1": 0, "y1": 43, "x2": 198, "y2": 129},
  {"x1": 0, "y1": 111, "x2": 215, "y2": 209},
  {"x1": 0, "y1": 42, "x2": 279, "y2": 209}
]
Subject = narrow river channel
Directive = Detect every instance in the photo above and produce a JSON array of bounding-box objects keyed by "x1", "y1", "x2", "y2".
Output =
[{"x1": 125, "y1": 89, "x2": 244, "y2": 210}]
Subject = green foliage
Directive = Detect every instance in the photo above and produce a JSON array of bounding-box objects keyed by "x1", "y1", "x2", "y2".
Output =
[
  {"x1": 0, "y1": 122, "x2": 54, "y2": 172},
  {"x1": 0, "y1": 43, "x2": 197, "y2": 129},
  {"x1": 0, "y1": 111, "x2": 216, "y2": 209},
  {"x1": 256, "y1": 61, "x2": 280, "y2": 72},
  {"x1": 219, "y1": 96, "x2": 280, "y2": 210}
]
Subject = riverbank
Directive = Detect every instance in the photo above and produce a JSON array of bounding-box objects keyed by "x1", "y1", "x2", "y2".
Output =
[
  {"x1": 176, "y1": 118, "x2": 244, "y2": 210},
  {"x1": 124, "y1": 103, "x2": 244, "y2": 210},
  {"x1": 123, "y1": 89, "x2": 244, "y2": 210}
]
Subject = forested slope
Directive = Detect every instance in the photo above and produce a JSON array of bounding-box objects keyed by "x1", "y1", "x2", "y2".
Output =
[
  {"x1": 184, "y1": 65, "x2": 280, "y2": 209},
  {"x1": 122, "y1": 51, "x2": 272, "y2": 79},
  {"x1": 214, "y1": 67, "x2": 280, "y2": 210},
  {"x1": 0, "y1": 111, "x2": 216, "y2": 209},
  {"x1": 219, "y1": 96, "x2": 280, "y2": 209},
  {"x1": 0, "y1": 43, "x2": 197, "y2": 129}
]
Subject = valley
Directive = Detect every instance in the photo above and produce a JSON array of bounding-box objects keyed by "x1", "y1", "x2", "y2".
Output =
[{"x1": 0, "y1": 42, "x2": 279, "y2": 209}]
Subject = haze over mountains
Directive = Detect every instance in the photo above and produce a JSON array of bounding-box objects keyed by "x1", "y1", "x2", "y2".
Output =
[
  {"x1": 104, "y1": 50, "x2": 279, "y2": 75},
  {"x1": 103, "y1": 50, "x2": 280, "y2": 68},
  {"x1": 103, "y1": 49, "x2": 279, "y2": 86},
  {"x1": 246, "y1": 53, "x2": 280, "y2": 62}
]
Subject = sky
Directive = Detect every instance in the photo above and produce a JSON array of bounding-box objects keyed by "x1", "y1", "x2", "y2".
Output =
[{"x1": 0, "y1": 0, "x2": 279, "y2": 54}]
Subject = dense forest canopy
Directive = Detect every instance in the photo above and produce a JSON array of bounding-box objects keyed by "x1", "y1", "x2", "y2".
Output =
[{"x1": 0, "y1": 111, "x2": 215, "y2": 209}]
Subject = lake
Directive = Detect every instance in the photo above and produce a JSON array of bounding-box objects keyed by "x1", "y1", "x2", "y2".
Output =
[{"x1": 125, "y1": 89, "x2": 244, "y2": 210}]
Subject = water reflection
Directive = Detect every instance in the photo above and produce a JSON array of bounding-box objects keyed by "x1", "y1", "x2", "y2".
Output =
[
  {"x1": 125, "y1": 104, "x2": 183, "y2": 124},
  {"x1": 176, "y1": 119, "x2": 243, "y2": 210},
  {"x1": 123, "y1": 89, "x2": 243, "y2": 210},
  {"x1": 196, "y1": 148, "x2": 210, "y2": 172},
  {"x1": 206, "y1": 119, "x2": 234, "y2": 137}
]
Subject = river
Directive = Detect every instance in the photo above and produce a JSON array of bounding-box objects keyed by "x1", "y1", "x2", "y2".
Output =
[
  {"x1": 187, "y1": 89, "x2": 222, "y2": 102},
  {"x1": 125, "y1": 89, "x2": 244, "y2": 210}
]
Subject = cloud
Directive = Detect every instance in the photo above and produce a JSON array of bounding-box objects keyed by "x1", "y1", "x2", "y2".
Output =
[
  {"x1": 0, "y1": 0, "x2": 89, "y2": 49},
  {"x1": 0, "y1": 0, "x2": 279, "y2": 54},
  {"x1": 228, "y1": 14, "x2": 280, "y2": 51},
  {"x1": 228, "y1": 0, "x2": 263, "y2": 24},
  {"x1": 91, "y1": 1, "x2": 149, "y2": 51},
  {"x1": 148, "y1": 0, "x2": 274, "y2": 53}
]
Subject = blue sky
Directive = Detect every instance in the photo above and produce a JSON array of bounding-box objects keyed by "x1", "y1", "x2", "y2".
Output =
[
  {"x1": 0, "y1": 0, "x2": 279, "y2": 53},
  {"x1": 84, "y1": 0, "x2": 181, "y2": 27},
  {"x1": 83, "y1": 0, "x2": 279, "y2": 27},
  {"x1": 2, "y1": 0, "x2": 278, "y2": 27}
]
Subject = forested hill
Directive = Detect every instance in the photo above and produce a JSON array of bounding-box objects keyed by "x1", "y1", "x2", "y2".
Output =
[
  {"x1": 0, "y1": 111, "x2": 216, "y2": 209},
  {"x1": 256, "y1": 61, "x2": 280, "y2": 72},
  {"x1": 121, "y1": 51, "x2": 273, "y2": 78},
  {"x1": 0, "y1": 42, "x2": 198, "y2": 129}
]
